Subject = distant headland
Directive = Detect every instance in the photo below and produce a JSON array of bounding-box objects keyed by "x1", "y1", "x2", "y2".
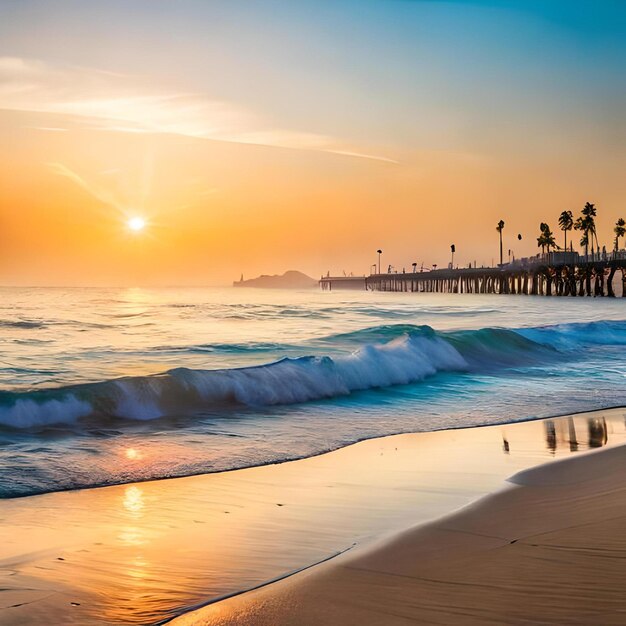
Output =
[{"x1": 233, "y1": 270, "x2": 318, "y2": 289}]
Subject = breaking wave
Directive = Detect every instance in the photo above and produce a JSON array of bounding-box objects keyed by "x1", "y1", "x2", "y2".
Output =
[{"x1": 0, "y1": 320, "x2": 620, "y2": 430}]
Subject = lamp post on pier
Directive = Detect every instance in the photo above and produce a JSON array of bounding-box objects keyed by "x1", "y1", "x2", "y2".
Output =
[{"x1": 496, "y1": 220, "x2": 505, "y2": 266}]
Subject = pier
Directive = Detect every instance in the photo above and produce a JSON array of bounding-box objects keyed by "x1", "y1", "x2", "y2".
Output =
[
  {"x1": 320, "y1": 251, "x2": 626, "y2": 297},
  {"x1": 318, "y1": 275, "x2": 366, "y2": 291}
]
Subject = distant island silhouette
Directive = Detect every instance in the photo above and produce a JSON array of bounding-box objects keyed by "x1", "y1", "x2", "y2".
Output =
[{"x1": 233, "y1": 270, "x2": 318, "y2": 289}]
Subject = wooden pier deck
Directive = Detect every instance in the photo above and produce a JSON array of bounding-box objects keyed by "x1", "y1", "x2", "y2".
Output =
[{"x1": 320, "y1": 252, "x2": 626, "y2": 297}]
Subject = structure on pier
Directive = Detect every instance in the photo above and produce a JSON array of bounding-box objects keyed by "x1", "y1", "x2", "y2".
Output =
[
  {"x1": 319, "y1": 275, "x2": 366, "y2": 291},
  {"x1": 320, "y1": 251, "x2": 626, "y2": 297}
]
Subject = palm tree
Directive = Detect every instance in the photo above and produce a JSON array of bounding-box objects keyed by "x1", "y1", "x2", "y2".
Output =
[
  {"x1": 411, "y1": 262, "x2": 417, "y2": 273},
  {"x1": 376, "y1": 249, "x2": 382, "y2": 274},
  {"x1": 614, "y1": 218, "x2": 626, "y2": 252},
  {"x1": 577, "y1": 229, "x2": 590, "y2": 255},
  {"x1": 574, "y1": 216, "x2": 588, "y2": 255},
  {"x1": 558, "y1": 210, "x2": 573, "y2": 251},
  {"x1": 537, "y1": 224, "x2": 547, "y2": 254},
  {"x1": 496, "y1": 220, "x2": 505, "y2": 266},
  {"x1": 537, "y1": 223, "x2": 556, "y2": 254},
  {"x1": 543, "y1": 225, "x2": 556, "y2": 252},
  {"x1": 572, "y1": 202, "x2": 599, "y2": 257},
  {"x1": 582, "y1": 202, "x2": 598, "y2": 253}
]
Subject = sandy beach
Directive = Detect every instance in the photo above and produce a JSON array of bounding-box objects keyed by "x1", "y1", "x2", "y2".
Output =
[
  {"x1": 1, "y1": 408, "x2": 624, "y2": 625},
  {"x1": 172, "y1": 433, "x2": 626, "y2": 626}
]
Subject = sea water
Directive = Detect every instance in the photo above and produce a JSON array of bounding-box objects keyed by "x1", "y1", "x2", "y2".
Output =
[{"x1": 1, "y1": 286, "x2": 625, "y2": 498}]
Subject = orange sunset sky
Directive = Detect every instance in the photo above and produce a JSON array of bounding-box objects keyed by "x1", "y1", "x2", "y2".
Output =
[{"x1": 1, "y1": 0, "x2": 625, "y2": 286}]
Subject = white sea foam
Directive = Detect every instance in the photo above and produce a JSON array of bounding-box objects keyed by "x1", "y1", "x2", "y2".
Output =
[
  {"x1": 0, "y1": 333, "x2": 468, "y2": 428},
  {"x1": 0, "y1": 320, "x2": 620, "y2": 430},
  {"x1": 0, "y1": 395, "x2": 92, "y2": 428}
]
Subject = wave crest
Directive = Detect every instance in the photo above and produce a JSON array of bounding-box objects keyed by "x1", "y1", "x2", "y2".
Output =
[
  {"x1": 0, "y1": 320, "x2": 619, "y2": 430},
  {"x1": 0, "y1": 331, "x2": 467, "y2": 428}
]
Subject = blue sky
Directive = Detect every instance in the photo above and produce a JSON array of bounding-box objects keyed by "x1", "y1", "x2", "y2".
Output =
[{"x1": 2, "y1": 0, "x2": 624, "y2": 155}]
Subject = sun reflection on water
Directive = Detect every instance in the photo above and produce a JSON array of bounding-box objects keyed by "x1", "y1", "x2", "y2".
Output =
[
  {"x1": 125, "y1": 447, "x2": 143, "y2": 461},
  {"x1": 7, "y1": 410, "x2": 626, "y2": 626},
  {"x1": 126, "y1": 555, "x2": 151, "y2": 580},
  {"x1": 123, "y1": 485, "x2": 145, "y2": 516},
  {"x1": 119, "y1": 526, "x2": 148, "y2": 547}
]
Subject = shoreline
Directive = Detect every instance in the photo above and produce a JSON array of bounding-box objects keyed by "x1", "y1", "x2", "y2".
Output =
[
  {"x1": 4, "y1": 403, "x2": 625, "y2": 501},
  {"x1": 1, "y1": 407, "x2": 624, "y2": 625},
  {"x1": 153, "y1": 543, "x2": 358, "y2": 626},
  {"x1": 170, "y1": 440, "x2": 626, "y2": 626}
]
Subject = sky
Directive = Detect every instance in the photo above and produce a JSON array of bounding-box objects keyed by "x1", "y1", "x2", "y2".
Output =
[{"x1": 1, "y1": 0, "x2": 625, "y2": 286}]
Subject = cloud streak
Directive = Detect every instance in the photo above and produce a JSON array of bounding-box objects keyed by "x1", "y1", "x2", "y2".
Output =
[
  {"x1": 0, "y1": 57, "x2": 397, "y2": 163},
  {"x1": 47, "y1": 162, "x2": 127, "y2": 216}
]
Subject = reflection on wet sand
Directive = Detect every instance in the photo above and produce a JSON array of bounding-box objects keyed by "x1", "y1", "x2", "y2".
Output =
[
  {"x1": 1, "y1": 409, "x2": 625, "y2": 626},
  {"x1": 543, "y1": 416, "x2": 610, "y2": 454},
  {"x1": 588, "y1": 416, "x2": 608, "y2": 448},
  {"x1": 568, "y1": 416, "x2": 578, "y2": 451},
  {"x1": 544, "y1": 420, "x2": 557, "y2": 453},
  {"x1": 123, "y1": 486, "x2": 145, "y2": 516}
]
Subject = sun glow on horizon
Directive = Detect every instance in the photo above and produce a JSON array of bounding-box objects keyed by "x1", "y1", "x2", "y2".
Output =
[
  {"x1": 2, "y1": 1, "x2": 626, "y2": 286},
  {"x1": 127, "y1": 216, "x2": 146, "y2": 232}
]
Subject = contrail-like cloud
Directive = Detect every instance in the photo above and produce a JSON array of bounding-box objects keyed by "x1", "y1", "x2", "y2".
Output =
[
  {"x1": 47, "y1": 162, "x2": 127, "y2": 215},
  {"x1": 1, "y1": 57, "x2": 398, "y2": 164}
]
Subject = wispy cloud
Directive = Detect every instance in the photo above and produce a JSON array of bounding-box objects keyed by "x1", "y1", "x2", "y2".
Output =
[
  {"x1": 47, "y1": 162, "x2": 127, "y2": 215},
  {"x1": 0, "y1": 57, "x2": 397, "y2": 163},
  {"x1": 23, "y1": 126, "x2": 68, "y2": 132}
]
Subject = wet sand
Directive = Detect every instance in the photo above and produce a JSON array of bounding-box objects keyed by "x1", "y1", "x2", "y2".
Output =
[
  {"x1": 172, "y1": 431, "x2": 626, "y2": 625},
  {"x1": 0, "y1": 408, "x2": 624, "y2": 625}
]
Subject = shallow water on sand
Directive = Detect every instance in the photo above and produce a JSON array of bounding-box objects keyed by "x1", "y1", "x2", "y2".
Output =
[
  {"x1": 0, "y1": 287, "x2": 625, "y2": 497},
  {"x1": 1, "y1": 410, "x2": 624, "y2": 625}
]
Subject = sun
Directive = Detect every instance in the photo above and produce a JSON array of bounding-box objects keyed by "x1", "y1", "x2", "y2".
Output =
[{"x1": 127, "y1": 216, "x2": 146, "y2": 232}]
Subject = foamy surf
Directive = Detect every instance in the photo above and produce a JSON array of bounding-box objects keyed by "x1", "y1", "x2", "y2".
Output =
[
  {"x1": 2, "y1": 287, "x2": 626, "y2": 500},
  {"x1": 0, "y1": 322, "x2": 574, "y2": 429}
]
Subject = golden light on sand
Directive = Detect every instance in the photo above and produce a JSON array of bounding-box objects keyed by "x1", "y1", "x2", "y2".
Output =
[
  {"x1": 127, "y1": 216, "x2": 146, "y2": 232},
  {"x1": 123, "y1": 486, "x2": 145, "y2": 515}
]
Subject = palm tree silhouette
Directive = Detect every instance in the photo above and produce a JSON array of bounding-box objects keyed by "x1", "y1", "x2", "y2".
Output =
[
  {"x1": 579, "y1": 202, "x2": 598, "y2": 253},
  {"x1": 614, "y1": 218, "x2": 626, "y2": 252},
  {"x1": 584, "y1": 202, "x2": 599, "y2": 251},
  {"x1": 376, "y1": 249, "x2": 382, "y2": 274},
  {"x1": 496, "y1": 220, "x2": 505, "y2": 265},
  {"x1": 574, "y1": 203, "x2": 597, "y2": 256},
  {"x1": 576, "y1": 227, "x2": 590, "y2": 256},
  {"x1": 537, "y1": 233, "x2": 546, "y2": 254},
  {"x1": 537, "y1": 223, "x2": 556, "y2": 254},
  {"x1": 558, "y1": 210, "x2": 573, "y2": 251}
]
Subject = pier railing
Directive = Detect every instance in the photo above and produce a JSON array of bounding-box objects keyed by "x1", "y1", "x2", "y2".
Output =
[{"x1": 509, "y1": 250, "x2": 626, "y2": 269}]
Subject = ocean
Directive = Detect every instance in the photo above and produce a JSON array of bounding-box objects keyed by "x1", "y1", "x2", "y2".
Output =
[{"x1": 1, "y1": 286, "x2": 625, "y2": 498}]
